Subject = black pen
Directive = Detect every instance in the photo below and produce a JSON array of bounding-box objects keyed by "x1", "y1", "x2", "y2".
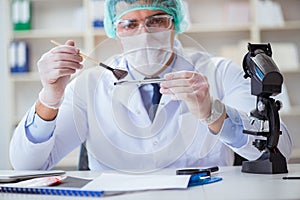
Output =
[
  {"x1": 282, "y1": 176, "x2": 300, "y2": 180},
  {"x1": 176, "y1": 166, "x2": 219, "y2": 175},
  {"x1": 205, "y1": 166, "x2": 219, "y2": 173}
]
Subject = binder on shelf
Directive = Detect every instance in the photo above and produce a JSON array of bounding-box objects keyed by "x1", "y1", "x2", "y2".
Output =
[
  {"x1": 256, "y1": 0, "x2": 284, "y2": 27},
  {"x1": 90, "y1": 0, "x2": 105, "y2": 28},
  {"x1": 12, "y1": 0, "x2": 31, "y2": 31},
  {"x1": 9, "y1": 42, "x2": 18, "y2": 73},
  {"x1": 224, "y1": 1, "x2": 250, "y2": 25},
  {"x1": 16, "y1": 41, "x2": 29, "y2": 73},
  {"x1": 271, "y1": 43, "x2": 299, "y2": 72},
  {"x1": 9, "y1": 41, "x2": 29, "y2": 73}
]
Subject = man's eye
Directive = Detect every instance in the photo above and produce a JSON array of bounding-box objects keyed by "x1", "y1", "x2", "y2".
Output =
[
  {"x1": 148, "y1": 18, "x2": 166, "y2": 26},
  {"x1": 120, "y1": 22, "x2": 139, "y2": 30},
  {"x1": 150, "y1": 18, "x2": 160, "y2": 24}
]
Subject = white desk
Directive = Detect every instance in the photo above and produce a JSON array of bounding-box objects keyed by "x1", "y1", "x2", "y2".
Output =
[{"x1": 1, "y1": 164, "x2": 300, "y2": 200}]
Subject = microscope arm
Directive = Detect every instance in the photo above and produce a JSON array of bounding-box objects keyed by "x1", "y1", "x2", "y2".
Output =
[{"x1": 265, "y1": 97, "x2": 281, "y2": 150}]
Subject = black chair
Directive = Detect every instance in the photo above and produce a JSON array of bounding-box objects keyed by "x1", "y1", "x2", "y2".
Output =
[
  {"x1": 78, "y1": 143, "x2": 246, "y2": 168},
  {"x1": 78, "y1": 142, "x2": 89, "y2": 170},
  {"x1": 233, "y1": 153, "x2": 248, "y2": 166}
]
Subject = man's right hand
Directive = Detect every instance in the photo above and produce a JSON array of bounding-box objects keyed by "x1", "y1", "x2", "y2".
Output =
[{"x1": 36, "y1": 40, "x2": 83, "y2": 120}]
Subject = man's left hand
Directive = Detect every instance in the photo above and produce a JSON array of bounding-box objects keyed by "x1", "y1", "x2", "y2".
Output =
[{"x1": 160, "y1": 71, "x2": 212, "y2": 120}]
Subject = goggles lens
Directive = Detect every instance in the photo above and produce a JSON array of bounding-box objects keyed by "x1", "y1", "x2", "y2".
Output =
[{"x1": 115, "y1": 14, "x2": 173, "y2": 37}]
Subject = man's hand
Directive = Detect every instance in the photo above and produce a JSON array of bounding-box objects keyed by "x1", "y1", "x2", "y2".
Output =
[
  {"x1": 160, "y1": 71, "x2": 212, "y2": 119},
  {"x1": 160, "y1": 71, "x2": 226, "y2": 133},
  {"x1": 36, "y1": 40, "x2": 83, "y2": 120}
]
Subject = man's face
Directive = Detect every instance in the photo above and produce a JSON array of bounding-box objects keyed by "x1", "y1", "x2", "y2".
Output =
[{"x1": 115, "y1": 9, "x2": 176, "y2": 78}]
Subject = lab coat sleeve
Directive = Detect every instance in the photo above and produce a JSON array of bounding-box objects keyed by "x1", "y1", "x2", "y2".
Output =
[
  {"x1": 10, "y1": 82, "x2": 86, "y2": 170},
  {"x1": 9, "y1": 105, "x2": 57, "y2": 170},
  {"x1": 26, "y1": 106, "x2": 56, "y2": 143}
]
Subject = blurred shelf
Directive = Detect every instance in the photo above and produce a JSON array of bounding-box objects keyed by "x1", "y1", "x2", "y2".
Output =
[
  {"x1": 92, "y1": 28, "x2": 107, "y2": 37},
  {"x1": 187, "y1": 23, "x2": 251, "y2": 33},
  {"x1": 259, "y1": 21, "x2": 300, "y2": 31},
  {"x1": 10, "y1": 72, "x2": 40, "y2": 82},
  {"x1": 13, "y1": 29, "x2": 84, "y2": 39},
  {"x1": 290, "y1": 149, "x2": 300, "y2": 161},
  {"x1": 282, "y1": 69, "x2": 300, "y2": 74},
  {"x1": 281, "y1": 106, "x2": 300, "y2": 116}
]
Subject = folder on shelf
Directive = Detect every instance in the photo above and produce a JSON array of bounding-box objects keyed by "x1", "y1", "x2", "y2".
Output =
[
  {"x1": 256, "y1": 0, "x2": 284, "y2": 27},
  {"x1": 12, "y1": 0, "x2": 31, "y2": 30},
  {"x1": 90, "y1": 0, "x2": 105, "y2": 28},
  {"x1": 224, "y1": 1, "x2": 250, "y2": 25},
  {"x1": 9, "y1": 42, "x2": 18, "y2": 73},
  {"x1": 271, "y1": 43, "x2": 299, "y2": 72},
  {"x1": 9, "y1": 41, "x2": 29, "y2": 73},
  {"x1": 16, "y1": 41, "x2": 29, "y2": 73}
]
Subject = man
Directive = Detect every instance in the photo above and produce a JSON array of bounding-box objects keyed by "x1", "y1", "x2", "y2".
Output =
[{"x1": 10, "y1": 0, "x2": 292, "y2": 172}]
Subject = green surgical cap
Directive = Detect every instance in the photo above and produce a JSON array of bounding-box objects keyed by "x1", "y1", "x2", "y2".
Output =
[{"x1": 104, "y1": 0, "x2": 188, "y2": 38}]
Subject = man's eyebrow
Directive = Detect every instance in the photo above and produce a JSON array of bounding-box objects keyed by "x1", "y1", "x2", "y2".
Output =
[
  {"x1": 118, "y1": 13, "x2": 169, "y2": 22},
  {"x1": 149, "y1": 13, "x2": 169, "y2": 17}
]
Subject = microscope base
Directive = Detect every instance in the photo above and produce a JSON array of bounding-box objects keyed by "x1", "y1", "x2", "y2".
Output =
[{"x1": 242, "y1": 149, "x2": 288, "y2": 174}]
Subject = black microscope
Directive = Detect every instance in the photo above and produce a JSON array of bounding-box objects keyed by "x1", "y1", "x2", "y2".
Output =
[{"x1": 241, "y1": 43, "x2": 288, "y2": 174}]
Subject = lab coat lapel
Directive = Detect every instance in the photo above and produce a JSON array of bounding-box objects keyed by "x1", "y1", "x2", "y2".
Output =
[
  {"x1": 113, "y1": 84, "x2": 144, "y2": 113},
  {"x1": 112, "y1": 83, "x2": 153, "y2": 125},
  {"x1": 155, "y1": 93, "x2": 173, "y2": 116}
]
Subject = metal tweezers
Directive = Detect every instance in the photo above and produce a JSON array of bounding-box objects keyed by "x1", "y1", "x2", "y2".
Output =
[{"x1": 114, "y1": 78, "x2": 166, "y2": 86}]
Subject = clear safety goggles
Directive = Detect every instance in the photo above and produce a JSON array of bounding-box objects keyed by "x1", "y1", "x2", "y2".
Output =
[{"x1": 115, "y1": 14, "x2": 174, "y2": 37}]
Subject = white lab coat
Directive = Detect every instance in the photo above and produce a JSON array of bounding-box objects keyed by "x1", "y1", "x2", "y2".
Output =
[{"x1": 10, "y1": 45, "x2": 292, "y2": 171}]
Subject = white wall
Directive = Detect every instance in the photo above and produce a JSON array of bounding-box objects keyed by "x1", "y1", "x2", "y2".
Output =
[{"x1": 0, "y1": 0, "x2": 12, "y2": 169}]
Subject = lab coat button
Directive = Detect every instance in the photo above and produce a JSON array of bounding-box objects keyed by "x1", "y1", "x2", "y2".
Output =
[{"x1": 153, "y1": 141, "x2": 158, "y2": 145}]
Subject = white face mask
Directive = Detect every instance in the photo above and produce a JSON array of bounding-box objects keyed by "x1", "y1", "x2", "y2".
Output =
[{"x1": 119, "y1": 30, "x2": 174, "y2": 77}]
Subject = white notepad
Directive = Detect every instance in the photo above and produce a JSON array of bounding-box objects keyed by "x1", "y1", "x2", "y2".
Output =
[{"x1": 82, "y1": 173, "x2": 191, "y2": 192}]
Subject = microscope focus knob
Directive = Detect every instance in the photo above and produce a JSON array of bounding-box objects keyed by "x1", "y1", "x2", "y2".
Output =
[
  {"x1": 257, "y1": 100, "x2": 265, "y2": 112},
  {"x1": 275, "y1": 100, "x2": 282, "y2": 111}
]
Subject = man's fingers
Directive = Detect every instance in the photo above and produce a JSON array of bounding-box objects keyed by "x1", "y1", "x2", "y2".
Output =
[
  {"x1": 164, "y1": 71, "x2": 197, "y2": 80},
  {"x1": 161, "y1": 73, "x2": 208, "y2": 89},
  {"x1": 65, "y1": 40, "x2": 75, "y2": 46},
  {"x1": 160, "y1": 82, "x2": 208, "y2": 96},
  {"x1": 51, "y1": 52, "x2": 83, "y2": 63},
  {"x1": 46, "y1": 68, "x2": 77, "y2": 84},
  {"x1": 51, "y1": 43, "x2": 79, "y2": 54},
  {"x1": 52, "y1": 60, "x2": 83, "y2": 71}
]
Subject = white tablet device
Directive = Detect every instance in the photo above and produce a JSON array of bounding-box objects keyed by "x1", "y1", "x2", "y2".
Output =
[{"x1": 0, "y1": 170, "x2": 65, "y2": 183}]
